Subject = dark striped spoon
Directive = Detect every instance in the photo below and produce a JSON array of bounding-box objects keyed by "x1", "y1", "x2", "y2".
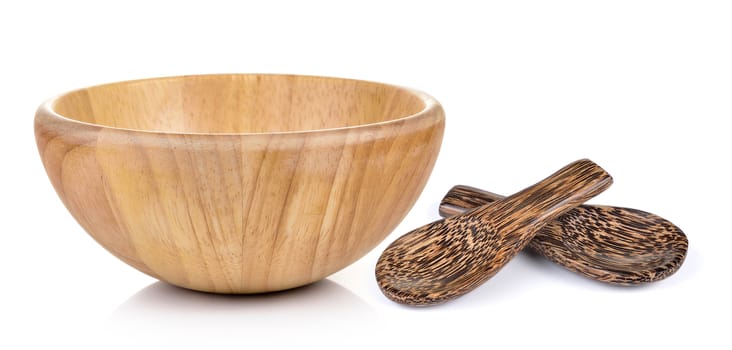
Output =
[
  {"x1": 439, "y1": 185, "x2": 688, "y2": 285},
  {"x1": 376, "y1": 159, "x2": 612, "y2": 306}
]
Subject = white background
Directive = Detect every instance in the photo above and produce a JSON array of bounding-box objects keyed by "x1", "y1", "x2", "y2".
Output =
[{"x1": 2, "y1": 0, "x2": 730, "y2": 348}]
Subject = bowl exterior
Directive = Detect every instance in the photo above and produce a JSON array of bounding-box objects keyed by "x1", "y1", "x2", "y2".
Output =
[{"x1": 35, "y1": 106, "x2": 444, "y2": 293}]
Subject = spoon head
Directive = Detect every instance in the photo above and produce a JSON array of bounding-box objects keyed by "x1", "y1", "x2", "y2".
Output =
[
  {"x1": 531, "y1": 205, "x2": 688, "y2": 285},
  {"x1": 375, "y1": 201, "x2": 578, "y2": 305},
  {"x1": 376, "y1": 215, "x2": 510, "y2": 305}
]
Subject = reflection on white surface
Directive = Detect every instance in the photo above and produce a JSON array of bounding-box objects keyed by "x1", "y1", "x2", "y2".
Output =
[{"x1": 105, "y1": 279, "x2": 380, "y2": 347}]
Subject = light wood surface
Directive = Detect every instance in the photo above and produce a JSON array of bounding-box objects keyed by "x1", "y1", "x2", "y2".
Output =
[{"x1": 35, "y1": 74, "x2": 445, "y2": 293}]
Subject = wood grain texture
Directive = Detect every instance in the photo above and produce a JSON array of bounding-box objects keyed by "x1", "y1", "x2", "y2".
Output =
[
  {"x1": 440, "y1": 185, "x2": 688, "y2": 285},
  {"x1": 35, "y1": 74, "x2": 445, "y2": 293},
  {"x1": 376, "y1": 159, "x2": 612, "y2": 306}
]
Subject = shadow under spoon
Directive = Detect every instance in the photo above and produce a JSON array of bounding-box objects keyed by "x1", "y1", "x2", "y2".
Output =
[
  {"x1": 439, "y1": 185, "x2": 688, "y2": 285},
  {"x1": 376, "y1": 159, "x2": 612, "y2": 306}
]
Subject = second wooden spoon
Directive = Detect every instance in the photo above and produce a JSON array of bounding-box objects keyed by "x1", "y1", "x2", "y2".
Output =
[
  {"x1": 376, "y1": 159, "x2": 612, "y2": 306},
  {"x1": 439, "y1": 185, "x2": 688, "y2": 285}
]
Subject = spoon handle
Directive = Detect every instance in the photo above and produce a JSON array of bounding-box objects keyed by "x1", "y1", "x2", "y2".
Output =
[
  {"x1": 477, "y1": 159, "x2": 612, "y2": 236},
  {"x1": 439, "y1": 185, "x2": 505, "y2": 217}
]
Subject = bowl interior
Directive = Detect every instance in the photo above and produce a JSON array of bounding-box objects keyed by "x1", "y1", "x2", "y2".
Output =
[{"x1": 51, "y1": 74, "x2": 427, "y2": 134}]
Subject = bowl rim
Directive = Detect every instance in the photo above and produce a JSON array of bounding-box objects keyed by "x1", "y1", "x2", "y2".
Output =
[{"x1": 37, "y1": 73, "x2": 444, "y2": 137}]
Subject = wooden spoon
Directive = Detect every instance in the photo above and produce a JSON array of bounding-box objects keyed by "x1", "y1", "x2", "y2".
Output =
[
  {"x1": 439, "y1": 185, "x2": 688, "y2": 285},
  {"x1": 376, "y1": 159, "x2": 612, "y2": 306}
]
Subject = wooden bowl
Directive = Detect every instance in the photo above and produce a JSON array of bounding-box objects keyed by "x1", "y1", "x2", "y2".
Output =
[{"x1": 35, "y1": 74, "x2": 445, "y2": 293}]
